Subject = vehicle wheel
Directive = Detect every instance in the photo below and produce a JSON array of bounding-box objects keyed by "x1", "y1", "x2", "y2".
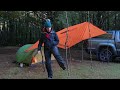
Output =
[{"x1": 98, "y1": 48, "x2": 114, "y2": 62}]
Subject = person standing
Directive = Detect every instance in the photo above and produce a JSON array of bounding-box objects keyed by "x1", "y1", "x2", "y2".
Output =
[{"x1": 38, "y1": 19, "x2": 66, "y2": 79}]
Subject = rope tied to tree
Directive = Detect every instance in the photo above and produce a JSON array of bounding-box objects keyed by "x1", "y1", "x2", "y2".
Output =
[
  {"x1": 87, "y1": 11, "x2": 93, "y2": 69},
  {"x1": 64, "y1": 11, "x2": 71, "y2": 78}
]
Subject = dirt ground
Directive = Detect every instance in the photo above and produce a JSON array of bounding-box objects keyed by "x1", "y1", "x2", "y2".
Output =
[
  {"x1": 0, "y1": 46, "x2": 94, "y2": 78},
  {"x1": 1, "y1": 46, "x2": 120, "y2": 79},
  {"x1": 0, "y1": 47, "x2": 19, "y2": 77},
  {"x1": 0, "y1": 46, "x2": 93, "y2": 68}
]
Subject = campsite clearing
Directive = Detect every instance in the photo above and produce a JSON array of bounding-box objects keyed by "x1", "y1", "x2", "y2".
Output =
[{"x1": 1, "y1": 46, "x2": 120, "y2": 79}]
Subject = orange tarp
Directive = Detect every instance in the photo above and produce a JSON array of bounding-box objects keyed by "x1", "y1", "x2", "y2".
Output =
[
  {"x1": 25, "y1": 40, "x2": 39, "y2": 52},
  {"x1": 57, "y1": 22, "x2": 107, "y2": 49},
  {"x1": 26, "y1": 22, "x2": 107, "y2": 52}
]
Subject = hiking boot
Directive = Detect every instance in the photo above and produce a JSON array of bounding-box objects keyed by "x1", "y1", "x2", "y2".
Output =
[
  {"x1": 48, "y1": 77, "x2": 52, "y2": 79},
  {"x1": 62, "y1": 66, "x2": 66, "y2": 70}
]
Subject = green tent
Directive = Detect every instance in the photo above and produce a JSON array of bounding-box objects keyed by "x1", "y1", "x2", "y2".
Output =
[
  {"x1": 16, "y1": 44, "x2": 35, "y2": 65},
  {"x1": 16, "y1": 44, "x2": 55, "y2": 67}
]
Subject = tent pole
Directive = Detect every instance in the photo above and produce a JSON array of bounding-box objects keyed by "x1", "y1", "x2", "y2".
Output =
[
  {"x1": 65, "y1": 11, "x2": 70, "y2": 78},
  {"x1": 81, "y1": 41, "x2": 84, "y2": 62}
]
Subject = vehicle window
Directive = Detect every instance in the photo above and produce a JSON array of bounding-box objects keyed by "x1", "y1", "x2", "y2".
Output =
[{"x1": 93, "y1": 32, "x2": 113, "y2": 39}]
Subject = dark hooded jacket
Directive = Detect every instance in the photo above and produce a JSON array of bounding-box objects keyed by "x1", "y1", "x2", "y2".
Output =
[{"x1": 38, "y1": 29, "x2": 59, "y2": 50}]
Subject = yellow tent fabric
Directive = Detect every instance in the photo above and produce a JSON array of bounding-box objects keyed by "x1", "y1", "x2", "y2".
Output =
[{"x1": 31, "y1": 48, "x2": 55, "y2": 64}]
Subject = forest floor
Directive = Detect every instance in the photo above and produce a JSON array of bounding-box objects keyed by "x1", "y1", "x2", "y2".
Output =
[{"x1": 1, "y1": 46, "x2": 120, "y2": 79}]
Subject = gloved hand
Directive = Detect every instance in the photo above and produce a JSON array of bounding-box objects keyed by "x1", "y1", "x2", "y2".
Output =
[{"x1": 38, "y1": 50, "x2": 41, "y2": 54}]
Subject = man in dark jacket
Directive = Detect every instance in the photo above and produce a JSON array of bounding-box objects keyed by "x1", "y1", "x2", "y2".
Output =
[{"x1": 38, "y1": 19, "x2": 66, "y2": 79}]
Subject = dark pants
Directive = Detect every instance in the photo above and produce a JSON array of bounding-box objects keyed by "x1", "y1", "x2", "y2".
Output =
[{"x1": 44, "y1": 46, "x2": 66, "y2": 78}]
